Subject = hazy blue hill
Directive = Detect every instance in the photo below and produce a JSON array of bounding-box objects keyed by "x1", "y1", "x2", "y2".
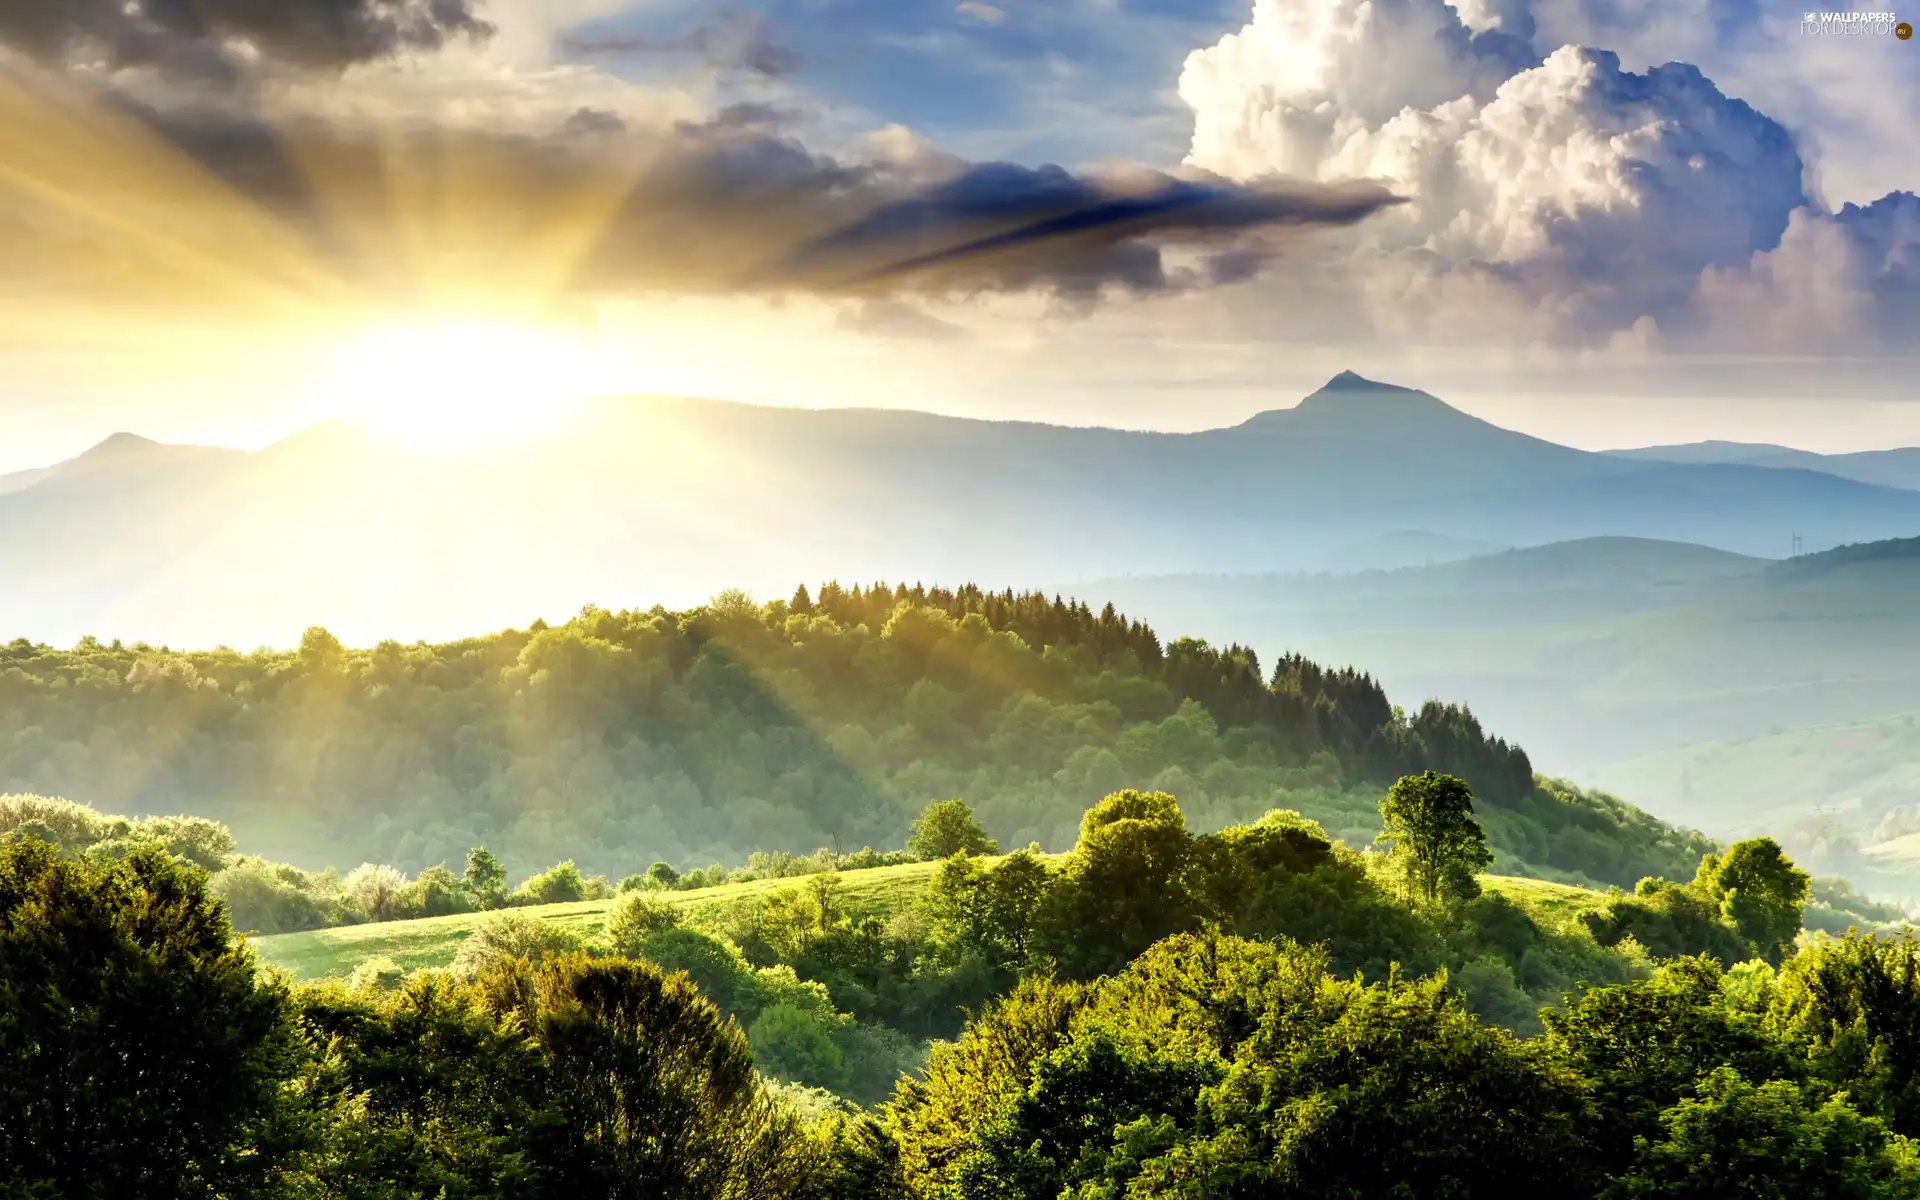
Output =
[
  {"x1": 1588, "y1": 711, "x2": 1920, "y2": 842},
  {"x1": 1604, "y1": 440, "x2": 1803, "y2": 464},
  {"x1": 5, "y1": 373, "x2": 1920, "y2": 648},
  {"x1": 1081, "y1": 537, "x2": 1768, "y2": 636},
  {"x1": 1609, "y1": 440, "x2": 1920, "y2": 492},
  {"x1": 1075, "y1": 534, "x2": 1920, "y2": 839},
  {"x1": 1765, "y1": 534, "x2": 1920, "y2": 580},
  {"x1": 1319, "y1": 530, "x2": 1509, "y2": 571}
]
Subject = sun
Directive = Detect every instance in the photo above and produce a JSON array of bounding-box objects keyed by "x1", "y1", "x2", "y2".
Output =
[{"x1": 322, "y1": 319, "x2": 614, "y2": 447}]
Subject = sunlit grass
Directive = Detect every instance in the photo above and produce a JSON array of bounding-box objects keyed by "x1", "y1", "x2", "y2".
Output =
[{"x1": 252, "y1": 860, "x2": 1603, "y2": 982}]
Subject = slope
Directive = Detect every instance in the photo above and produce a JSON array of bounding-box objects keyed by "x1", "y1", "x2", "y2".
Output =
[
  {"x1": 1078, "y1": 535, "x2": 1920, "y2": 830},
  {"x1": 249, "y1": 862, "x2": 1605, "y2": 983}
]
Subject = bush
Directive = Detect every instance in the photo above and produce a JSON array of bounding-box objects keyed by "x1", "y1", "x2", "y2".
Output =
[
  {"x1": 346, "y1": 955, "x2": 408, "y2": 992},
  {"x1": 749, "y1": 1002, "x2": 850, "y2": 1093},
  {"x1": 212, "y1": 859, "x2": 332, "y2": 935},
  {"x1": 514, "y1": 860, "x2": 586, "y2": 905},
  {"x1": 646, "y1": 861, "x2": 681, "y2": 888},
  {"x1": 0, "y1": 794, "x2": 123, "y2": 848},
  {"x1": 449, "y1": 912, "x2": 584, "y2": 977},
  {"x1": 630, "y1": 927, "x2": 761, "y2": 1014},
  {"x1": 398, "y1": 864, "x2": 474, "y2": 918},
  {"x1": 343, "y1": 863, "x2": 409, "y2": 923},
  {"x1": 604, "y1": 889, "x2": 682, "y2": 956},
  {"x1": 132, "y1": 815, "x2": 238, "y2": 873}
]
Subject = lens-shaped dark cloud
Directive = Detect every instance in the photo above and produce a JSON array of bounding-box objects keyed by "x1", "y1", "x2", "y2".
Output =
[
  {"x1": 0, "y1": 0, "x2": 491, "y2": 71},
  {"x1": 776, "y1": 164, "x2": 1403, "y2": 295}
]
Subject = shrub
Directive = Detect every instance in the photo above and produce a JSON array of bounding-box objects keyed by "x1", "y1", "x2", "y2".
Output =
[
  {"x1": 450, "y1": 912, "x2": 584, "y2": 977},
  {"x1": 604, "y1": 889, "x2": 682, "y2": 956},
  {"x1": 514, "y1": 860, "x2": 586, "y2": 905},
  {"x1": 346, "y1": 956, "x2": 408, "y2": 992},
  {"x1": 343, "y1": 863, "x2": 410, "y2": 923},
  {"x1": 212, "y1": 859, "x2": 331, "y2": 935}
]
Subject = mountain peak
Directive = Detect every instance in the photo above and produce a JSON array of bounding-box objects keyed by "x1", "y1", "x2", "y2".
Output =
[
  {"x1": 77, "y1": 432, "x2": 160, "y2": 460},
  {"x1": 1233, "y1": 371, "x2": 1464, "y2": 431}
]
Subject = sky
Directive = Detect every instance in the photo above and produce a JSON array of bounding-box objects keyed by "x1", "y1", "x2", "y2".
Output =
[{"x1": 0, "y1": 0, "x2": 1916, "y2": 472}]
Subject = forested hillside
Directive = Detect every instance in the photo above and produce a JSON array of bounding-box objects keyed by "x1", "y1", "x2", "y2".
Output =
[
  {"x1": 0, "y1": 583, "x2": 1706, "y2": 885},
  {"x1": 12, "y1": 775, "x2": 1920, "y2": 1198}
]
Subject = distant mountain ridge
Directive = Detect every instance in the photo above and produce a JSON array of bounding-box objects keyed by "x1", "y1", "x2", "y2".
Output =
[
  {"x1": 5, "y1": 372, "x2": 1920, "y2": 649},
  {"x1": 1608, "y1": 440, "x2": 1920, "y2": 492}
]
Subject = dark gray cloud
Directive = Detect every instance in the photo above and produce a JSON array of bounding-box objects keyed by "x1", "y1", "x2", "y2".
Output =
[
  {"x1": 0, "y1": 0, "x2": 491, "y2": 71},
  {"x1": 565, "y1": 12, "x2": 803, "y2": 79},
  {"x1": 772, "y1": 163, "x2": 1402, "y2": 297}
]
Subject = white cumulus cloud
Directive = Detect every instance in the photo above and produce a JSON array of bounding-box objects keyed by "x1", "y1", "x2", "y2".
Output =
[{"x1": 1175, "y1": 0, "x2": 1918, "y2": 355}]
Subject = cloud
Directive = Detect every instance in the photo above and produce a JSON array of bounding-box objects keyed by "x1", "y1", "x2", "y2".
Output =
[
  {"x1": 772, "y1": 162, "x2": 1400, "y2": 298},
  {"x1": 565, "y1": 12, "x2": 804, "y2": 79},
  {"x1": 1176, "y1": 0, "x2": 1916, "y2": 355},
  {"x1": 956, "y1": 3, "x2": 1009, "y2": 24},
  {"x1": 1694, "y1": 191, "x2": 1920, "y2": 351},
  {"x1": 0, "y1": 0, "x2": 492, "y2": 71},
  {"x1": 0, "y1": 55, "x2": 1401, "y2": 323}
]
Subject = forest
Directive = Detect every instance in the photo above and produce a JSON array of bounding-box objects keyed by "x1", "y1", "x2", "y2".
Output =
[
  {"x1": 8, "y1": 769, "x2": 1920, "y2": 1198},
  {"x1": 0, "y1": 584, "x2": 1708, "y2": 889},
  {"x1": 8, "y1": 584, "x2": 1917, "y2": 1196}
]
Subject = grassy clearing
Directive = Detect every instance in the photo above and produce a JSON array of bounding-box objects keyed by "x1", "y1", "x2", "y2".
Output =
[
  {"x1": 253, "y1": 857, "x2": 1610, "y2": 982},
  {"x1": 1484, "y1": 873, "x2": 1614, "y2": 934},
  {"x1": 251, "y1": 858, "x2": 963, "y2": 981}
]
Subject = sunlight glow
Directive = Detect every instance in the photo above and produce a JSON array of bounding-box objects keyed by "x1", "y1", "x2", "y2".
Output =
[{"x1": 323, "y1": 320, "x2": 615, "y2": 446}]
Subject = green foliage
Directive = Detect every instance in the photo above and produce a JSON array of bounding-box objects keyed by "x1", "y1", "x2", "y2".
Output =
[
  {"x1": 1583, "y1": 877, "x2": 1755, "y2": 965},
  {"x1": 294, "y1": 955, "x2": 830, "y2": 1198},
  {"x1": 1578, "y1": 837, "x2": 1813, "y2": 969},
  {"x1": 11, "y1": 772, "x2": 1919, "y2": 1195},
  {"x1": 907, "y1": 798, "x2": 999, "y2": 860},
  {"x1": 1694, "y1": 837, "x2": 1813, "y2": 964},
  {"x1": 212, "y1": 856, "x2": 343, "y2": 934},
  {"x1": 344, "y1": 861, "x2": 409, "y2": 922},
  {"x1": 0, "y1": 587, "x2": 1694, "y2": 891},
  {"x1": 450, "y1": 912, "x2": 585, "y2": 977},
  {"x1": 751, "y1": 1003, "x2": 852, "y2": 1093},
  {"x1": 0, "y1": 835, "x2": 297, "y2": 1196},
  {"x1": 1543, "y1": 956, "x2": 1800, "y2": 1171},
  {"x1": 1769, "y1": 932, "x2": 1920, "y2": 1138},
  {"x1": 891, "y1": 933, "x2": 1593, "y2": 1199},
  {"x1": 646, "y1": 860, "x2": 681, "y2": 888},
  {"x1": 1054, "y1": 790, "x2": 1196, "y2": 975},
  {"x1": 1378, "y1": 770, "x2": 1495, "y2": 907},
  {"x1": 345, "y1": 954, "x2": 407, "y2": 992},
  {"x1": 603, "y1": 888, "x2": 681, "y2": 955},
  {"x1": 464, "y1": 845, "x2": 508, "y2": 909},
  {"x1": 1603, "y1": 1068, "x2": 1920, "y2": 1199},
  {"x1": 515, "y1": 860, "x2": 587, "y2": 905},
  {"x1": 403, "y1": 863, "x2": 477, "y2": 917}
]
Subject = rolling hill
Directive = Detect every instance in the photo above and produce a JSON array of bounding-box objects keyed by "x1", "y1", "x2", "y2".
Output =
[
  {"x1": 1608, "y1": 440, "x2": 1920, "y2": 491},
  {"x1": 6, "y1": 372, "x2": 1920, "y2": 648},
  {"x1": 1075, "y1": 534, "x2": 1920, "y2": 857}
]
